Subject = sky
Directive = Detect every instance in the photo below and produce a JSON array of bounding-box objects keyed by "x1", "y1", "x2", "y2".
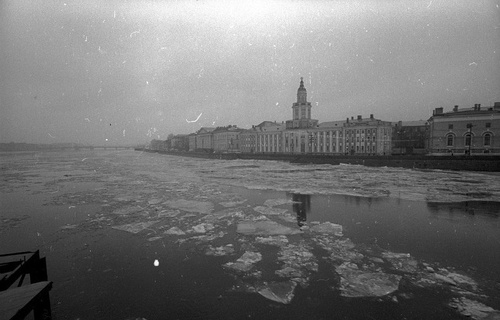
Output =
[{"x1": 0, "y1": 0, "x2": 499, "y2": 145}]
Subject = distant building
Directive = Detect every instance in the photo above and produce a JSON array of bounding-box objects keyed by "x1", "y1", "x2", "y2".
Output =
[
  {"x1": 254, "y1": 121, "x2": 285, "y2": 153},
  {"x1": 428, "y1": 103, "x2": 500, "y2": 155},
  {"x1": 175, "y1": 77, "x2": 405, "y2": 157},
  {"x1": 239, "y1": 128, "x2": 258, "y2": 153},
  {"x1": 188, "y1": 133, "x2": 197, "y2": 151},
  {"x1": 342, "y1": 115, "x2": 393, "y2": 155},
  {"x1": 149, "y1": 139, "x2": 168, "y2": 151},
  {"x1": 169, "y1": 134, "x2": 189, "y2": 151},
  {"x1": 392, "y1": 120, "x2": 429, "y2": 155},
  {"x1": 212, "y1": 125, "x2": 243, "y2": 152},
  {"x1": 195, "y1": 127, "x2": 216, "y2": 152}
]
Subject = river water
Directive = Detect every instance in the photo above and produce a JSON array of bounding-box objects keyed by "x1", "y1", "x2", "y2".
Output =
[{"x1": 1, "y1": 150, "x2": 499, "y2": 319}]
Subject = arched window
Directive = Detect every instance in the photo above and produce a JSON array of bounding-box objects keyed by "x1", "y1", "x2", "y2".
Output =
[
  {"x1": 484, "y1": 133, "x2": 492, "y2": 146},
  {"x1": 464, "y1": 133, "x2": 472, "y2": 146},
  {"x1": 446, "y1": 134, "x2": 454, "y2": 146}
]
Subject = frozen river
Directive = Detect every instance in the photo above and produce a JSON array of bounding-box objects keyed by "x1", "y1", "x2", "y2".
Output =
[{"x1": 1, "y1": 150, "x2": 499, "y2": 319}]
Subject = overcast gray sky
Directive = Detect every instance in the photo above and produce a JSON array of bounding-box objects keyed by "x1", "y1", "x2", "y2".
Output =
[{"x1": 1, "y1": 0, "x2": 498, "y2": 145}]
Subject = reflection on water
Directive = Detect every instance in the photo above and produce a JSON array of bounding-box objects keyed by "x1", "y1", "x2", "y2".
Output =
[
  {"x1": 427, "y1": 201, "x2": 500, "y2": 218},
  {"x1": 289, "y1": 193, "x2": 310, "y2": 227}
]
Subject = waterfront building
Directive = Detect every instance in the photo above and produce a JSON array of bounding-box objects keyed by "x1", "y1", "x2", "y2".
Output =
[
  {"x1": 212, "y1": 125, "x2": 243, "y2": 153},
  {"x1": 239, "y1": 128, "x2": 258, "y2": 153},
  {"x1": 306, "y1": 121, "x2": 345, "y2": 154},
  {"x1": 149, "y1": 139, "x2": 168, "y2": 151},
  {"x1": 254, "y1": 121, "x2": 285, "y2": 153},
  {"x1": 428, "y1": 103, "x2": 500, "y2": 155},
  {"x1": 281, "y1": 78, "x2": 319, "y2": 153},
  {"x1": 342, "y1": 115, "x2": 393, "y2": 155},
  {"x1": 169, "y1": 134, "x2": 189, "y2": 151},
  {"x1": 392, "y1": 120, "x2": 429, "y2": 155},
  {"x1": 188, "y1": 133, "x2": 197, "y2": 152},
  {"x1": 195, "y1": 127, "x2": 216, "y2": 152}
]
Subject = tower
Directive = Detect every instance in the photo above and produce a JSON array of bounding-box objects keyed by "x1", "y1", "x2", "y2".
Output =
[{"x1": 292, "y1": 77, "x2": 312, "y2": 121}]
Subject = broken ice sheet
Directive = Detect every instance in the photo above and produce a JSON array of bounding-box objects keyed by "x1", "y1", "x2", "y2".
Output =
[
  {"x1": 147, "y1": 198, "x2": 162, "y2": 205},
  {"x1": 164, "y1": 227, "x2": 186, "y2": 235},
  {"x1": 263, "y1": 199, "x2": 297, "y2": 207},
  {"x1": 256, "y1": 280, "x2": 297, "y2": 304},
  {"x1": 253, "y1": 206, "x2": 288, "y2": 216},
  {"x1": 112, "y1": 205, "x2": 143, "y2": 215},
  {"x1": 112, "y1": 220, "x2": 159, "y2": 234},
  {"x1": 275, "y1": 242, "x2": 318, "y2": 287},
  {"x1": 157, "y1": 209, "x2": 180, "y2": 218},
  {"x1": 449, "y1": 297, "x2": 500, "y2": 320},
  {"x1": 219, "y1": 200, "x2": 247, "y2": 208},
  {"x1": 310, "y1": 222, "x2": 343, "y2": 236},
  {"x1": 60, "y1": 224, "x2": 78, "y2": 230},
  {"x1": 223, "y1": 251, "x2": 262, "y2": 273},
  {"x1": 205, "y1": 244, "x2": 235, "y2": 256},
  {"x1": 255, "y1": 235, "x2": 289, "y2": 246},
  {"x1": 237, "y1": 220, "x2": 301, "y2": 236},
  {"x1": 147, "y1": 236, "x2": 162, "y2": 242},
  {"x1": 381, "y1": 251, "x2": 418, "y2": 274},
  {"x1": 164, "y1": 199, "x2": 214, "y2": 214},
  {"x1": 337, "y1": 268, "x2": 402, "y2": 298},
  {"x1": 191, "y1": 223, "x2": 215, "y2": 234}
]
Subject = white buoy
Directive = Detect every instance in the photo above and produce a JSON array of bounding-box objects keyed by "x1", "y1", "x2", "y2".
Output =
[{"x1": 154, "y1": 259, "x2": 159, "y2": 267}]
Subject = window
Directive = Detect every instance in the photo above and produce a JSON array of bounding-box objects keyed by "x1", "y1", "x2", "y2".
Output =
[
  {"x1": 484, "y1": 133, "x2": 491, "y2": 146},
  {"x1": 448, "y1": 124, "x2": 453, "y2": 130},
  {"x1": 486, "y1": 123, "x2": 491, "y2": 128},
  {"x1": 446, "y1": 134, "x2": 454, "y2": 146},
  {"x1": 464, "y1": 133, "x2": 472, "y2": 146}
]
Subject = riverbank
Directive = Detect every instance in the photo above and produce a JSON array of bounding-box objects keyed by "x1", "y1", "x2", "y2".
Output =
[
  {"x1": 2, "y1": 150, "x2": 499, "y2": 319},
  {"x1": 137, "y1": 149, "x2": 500, "y2": 172}
]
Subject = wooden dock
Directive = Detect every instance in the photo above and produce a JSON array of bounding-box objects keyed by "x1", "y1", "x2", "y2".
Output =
[{"x1": 0, "y1": 251, "x2": 52, "y2": 320}]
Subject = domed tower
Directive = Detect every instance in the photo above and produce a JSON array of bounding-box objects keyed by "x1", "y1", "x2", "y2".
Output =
[
  {"x1": 286, "y1": 77, "x2": 318, "y2": 130},
  {"x1": 292, "y1": 77, "x2": 312, "y2": 121},
  {"x1": 297, "y1": 77, "x2": 307, "y2": 104}
]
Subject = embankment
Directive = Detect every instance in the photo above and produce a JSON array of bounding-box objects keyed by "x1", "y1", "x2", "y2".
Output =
[{"x1": 136, "y1": 149, "x2": 500, "y2": 172}]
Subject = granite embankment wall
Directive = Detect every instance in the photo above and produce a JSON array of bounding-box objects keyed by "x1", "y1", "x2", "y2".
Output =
[{"x1": 137, "y1": 149, "x2": 500, "y2": 172}]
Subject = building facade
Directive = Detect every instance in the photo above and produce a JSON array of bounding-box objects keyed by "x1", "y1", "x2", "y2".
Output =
[
  {"x1": 239, "y1": 128, "x2": 258, "y2": 153},
  {"x1": 169, "y1": 134, "x2": 189, "y2": 151},
  {"x1": 392, "y1": 120, "x2": 429, "y2": 155},
  {"x1": 212, "y1": 125, "x2": 243, "y2": 152},
  {"x1": 254, "y1": 121, "x2": 285, "y2": 153},
  {"x1": 195, "y1": 127, "x2": 216, "y2": 152},
  {"x1": 428, "y1": 103, "x2": 500, "y2": 155},
  {"x1": 178, "y1": 78, "x2": 395, "y2": 156}
]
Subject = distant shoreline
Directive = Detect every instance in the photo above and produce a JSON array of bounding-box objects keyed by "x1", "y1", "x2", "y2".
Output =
[
  {"x1": 136, "y1": 149, "x2": 500, "y2": 172},
  {"x1": 0, "y1": 143, "x2": 136, "y2": 152}
]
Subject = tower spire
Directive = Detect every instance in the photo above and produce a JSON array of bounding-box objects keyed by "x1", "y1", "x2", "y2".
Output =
[{"x1": 297, "y1": 77, "x2": 307, "y2": 104}]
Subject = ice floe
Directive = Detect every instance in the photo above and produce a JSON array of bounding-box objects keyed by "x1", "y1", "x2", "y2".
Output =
[
  {"x1": 253, "y1": 206, "x2": 288, "y2": 216},
  {"x1": 223, "y1": 251, "x2": 262, "y2": 273},
  {"x1": 449, "y1": 297, "x2": 500, "y2": 320},
  {"x1": 164, "y1": 227, "x2": 186, "y2": 235},
  {"x1": 310, "y1": 221, "x2": 343, "y2": 236},
  {"x1": 112, "y1": 220, "x2": 159, "y2": 234},
  {"x1": 164, "y1": 199, "x2": 214, "y2": 214},
  {"x1": 338, "y1": 268, "x2": 402, "y2": 298},
  {"x1": 237, "y1": 220, "x2": 301, "y2": 236},
  {"x1": 256, "y1": 280, "x2": 297, "y2": 304}
]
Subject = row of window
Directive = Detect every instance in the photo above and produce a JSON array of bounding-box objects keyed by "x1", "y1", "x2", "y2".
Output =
[
  {"x1": 446, "y1": 133, "x2": 492, "y2": 146},
  {"x1": 448, "y1": 123, "x2": 491, "y2": 130}
]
